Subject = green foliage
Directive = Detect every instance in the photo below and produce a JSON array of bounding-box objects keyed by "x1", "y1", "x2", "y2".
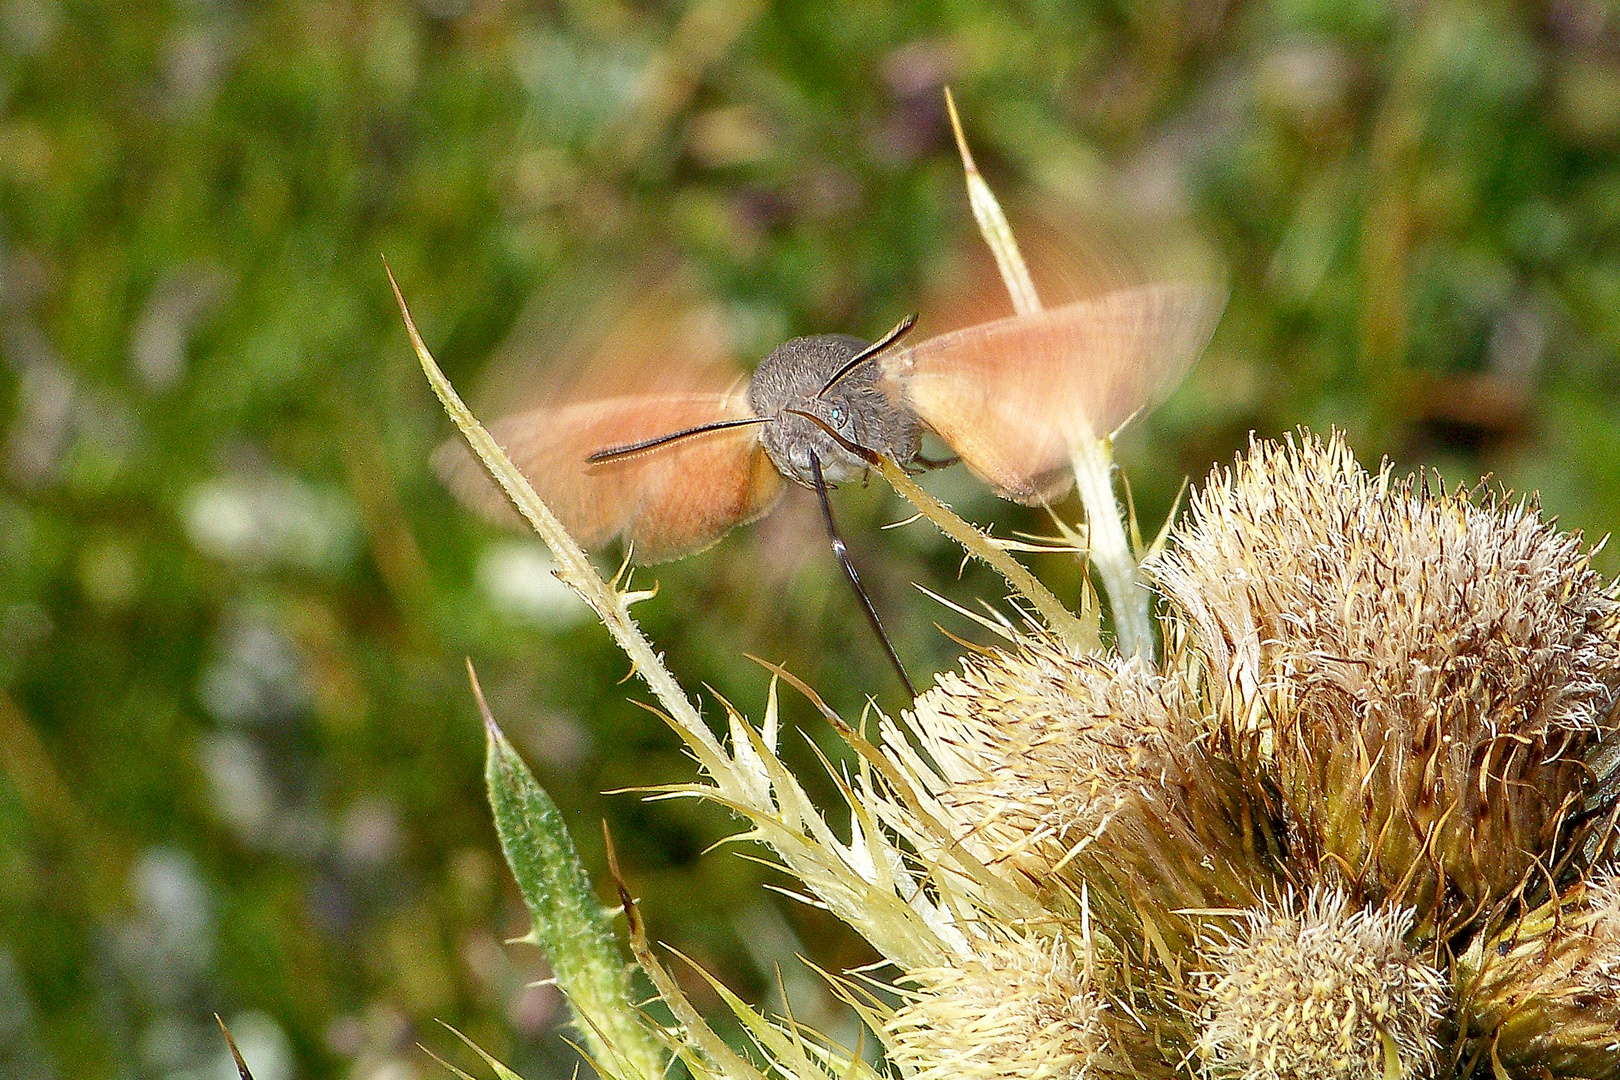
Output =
[
  {"x1": 1, "y1": 2, "x2": 1618, "y2": 1079},
  {"x1": 480, "y1": 683, "x2": 662, "y2": 1080}
]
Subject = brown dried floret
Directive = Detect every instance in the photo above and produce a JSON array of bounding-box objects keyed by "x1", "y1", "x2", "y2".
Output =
[{"x1": 1153, "y1": 431, "x2": 1620, "y2": 925}]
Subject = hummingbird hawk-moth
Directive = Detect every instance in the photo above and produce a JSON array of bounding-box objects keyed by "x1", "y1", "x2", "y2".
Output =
[{"x1": 434, "y1": 281, "x2": 1223, "y2": 693}]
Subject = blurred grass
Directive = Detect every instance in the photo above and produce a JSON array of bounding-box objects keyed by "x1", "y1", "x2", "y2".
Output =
[{"x1": 2, "y1": 1, "x2": 1620, "y2": 1078}]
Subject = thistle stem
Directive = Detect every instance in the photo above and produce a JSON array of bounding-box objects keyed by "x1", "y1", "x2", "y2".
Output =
[
  {"x1": 1069, "y1": 436, "x2": 1152, "y2": 660},
  {"x1": 945, "y1": 87, "x2": 1154, "y2": 662}
]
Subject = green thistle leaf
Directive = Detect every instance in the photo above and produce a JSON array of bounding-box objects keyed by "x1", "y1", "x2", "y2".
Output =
[{"x1": 477, "y1": 670, "x2": 665, "y2": 1080}]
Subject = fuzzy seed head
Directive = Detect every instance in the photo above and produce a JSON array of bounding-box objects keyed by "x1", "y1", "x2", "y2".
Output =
[
  {"x1": 911, "y1": 643, "x2": 1189, "y2": 864},
  {"x1": 1194, "y1": 889, "x2": 1447, "y2": 1080},
  {"x1": 906, "y1": 637, "x2": 1264, "y2": 916},
  {"x1": 886, "y1": 932, "x2": 1129, "y2": 1080},
  {"x1": 1153, "y1": 431, "x2": 1620, "y2": 916}
]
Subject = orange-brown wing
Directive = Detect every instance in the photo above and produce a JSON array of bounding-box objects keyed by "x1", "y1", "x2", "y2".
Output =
[
  {"x1": 882, "y1": 282, "x2": 1223, "y2": 504},
  {"x1": 433, "y1": 393, "x2": 783, "y2": 563}
]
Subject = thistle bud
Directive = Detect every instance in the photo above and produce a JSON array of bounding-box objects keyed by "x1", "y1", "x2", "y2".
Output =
[
  {"x1": 886, "y1": 931, "x2": 1148, "y2": 1080},
  {"x1": 905, "y1": 636, "x2": 1272, "y2": 934},
  {"x1": 1194, "y1": 888, "x2": 1447, "y2": 1080}
]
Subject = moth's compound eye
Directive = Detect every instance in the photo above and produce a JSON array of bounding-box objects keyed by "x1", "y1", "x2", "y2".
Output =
[{"x1": 830, "y1": 405, "x2": 845, "y2": 424}]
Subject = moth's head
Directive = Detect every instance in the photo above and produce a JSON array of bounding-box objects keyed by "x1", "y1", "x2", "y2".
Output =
[{"x1": 749, "y1": 334, "x2": 921, "y2": 486}]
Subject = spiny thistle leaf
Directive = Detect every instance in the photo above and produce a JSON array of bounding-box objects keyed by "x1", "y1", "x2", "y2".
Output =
[
  {"x1": 215, "y1": 1016, "x2": 256, "y2": 1080},
  {"x1": 475, "y1": 668, "x2": 665, "y2": 1080},
  {"x1": 438, "y1": 1021, "x2": 535, "y2": 1080}
]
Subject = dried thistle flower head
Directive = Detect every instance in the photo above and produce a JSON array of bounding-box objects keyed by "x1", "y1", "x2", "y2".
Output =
[
  {"x1": 905, "y1": 635, "x2": 1270, "y2": 927},
  {"x1": 1460, "y1": 873, "x2": 1620, "y2": 1078},
  {"x1": 1154, "y1": 431, "x2": 1620, "y2": 923},
  {"x1": 886, "y1": 930, "x2": 1145, "y2": 1080},
  {"x1": 1194, "y1": 888, "x2": 1448, "y2": 1080}
]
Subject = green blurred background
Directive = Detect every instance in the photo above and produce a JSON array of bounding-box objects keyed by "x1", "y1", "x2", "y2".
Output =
[{"x1": 4, "y1": 1, "x2": 1620, "y2": 1077}]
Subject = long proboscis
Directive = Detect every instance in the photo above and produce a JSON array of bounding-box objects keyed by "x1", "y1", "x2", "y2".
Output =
[
  {"x1": 808, "y1": 453, "x2": 916, "y2": 698},
  {"x1": 815, "y1": 313, "x2": 918, "y2": 399},
  {"x1": 784, "y1": 408, "x2": 882, "y2": 463},
  {"x1": 586, "y1": 415, "x2": 772, "y2": 464}
]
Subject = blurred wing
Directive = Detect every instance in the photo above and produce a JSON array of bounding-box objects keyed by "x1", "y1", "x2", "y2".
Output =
[
  {"x1": 477, "y1": 269, "x2": 743, "y2": 413},
  {"x1": 884, "y1": 282, "x2": 1224, "y2": 504},
  {"x1": 433, "y1": 393, "x2": 783, "y2": 563}
]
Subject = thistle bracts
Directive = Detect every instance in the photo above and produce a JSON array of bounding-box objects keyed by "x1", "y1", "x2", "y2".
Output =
[
  {"x1": 902, "y1": 636, "x2": 1275, "y2": 948},
  {"x1": 1457, "y1": 875, "x2": 1620, "y2": 1078},
  {"x1": 885, "y1": 931, "x2": 1132, "y2": 1080}
]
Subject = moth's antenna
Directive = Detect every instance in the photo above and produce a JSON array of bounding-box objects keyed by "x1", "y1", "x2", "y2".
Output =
[
  {"x1": 587, "y1": 416, "x2": 771, "y2": 464},
  {"x1": 809, "y1": 453, "x2": 916, "y2": 698},
  {"x1": 816, "y1": 313, "x2": 918, "y2": 399}
]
